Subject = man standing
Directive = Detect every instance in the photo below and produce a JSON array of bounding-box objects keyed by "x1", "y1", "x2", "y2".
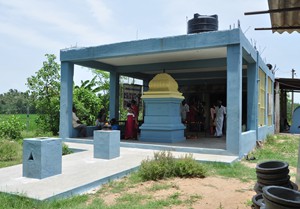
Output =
[
  {"x1": 214, "y1": 100, "x2": 226, "y2": 138},
  {"x1": 180, "y1": 99, "x2": 190, "y2": 124}
]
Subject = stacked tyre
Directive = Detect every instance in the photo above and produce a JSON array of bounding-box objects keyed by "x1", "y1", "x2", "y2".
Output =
[
  {"x1": 262, "y1": 186, "x2": 300, "y2": 209},
  {"x1": 254, "y1": 161, "x2": 297, "y2": 194},
  {"x1": 251, "y1": 161, "x2": 298, "y2": 209}
]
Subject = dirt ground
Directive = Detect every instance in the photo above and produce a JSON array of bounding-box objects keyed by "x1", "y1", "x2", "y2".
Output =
[
  {"x1": 98, "y1": 176, "x2": 256, "y2": 209},
  {"x1": 94, "y1": 163, "x2": 297, "y2": 209}
]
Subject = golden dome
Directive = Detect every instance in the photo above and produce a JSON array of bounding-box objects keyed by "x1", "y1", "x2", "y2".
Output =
[{"x1": 142, "y1": 73, "x2": 183, "y2": 99}]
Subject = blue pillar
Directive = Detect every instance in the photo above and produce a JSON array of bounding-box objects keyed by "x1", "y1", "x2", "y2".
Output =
[
  {"x1": 109, "y1": 71, "x2": 119, "y2": 120},
  {"x1": 59, "y1": 62, "x2": 74, "y2": 139},
  {"x1": 247, "y1": 63, "x2": 258, "y2": 131},
  {"x1": 226, "y1": 44, "x2": 242, "y2": 155}
]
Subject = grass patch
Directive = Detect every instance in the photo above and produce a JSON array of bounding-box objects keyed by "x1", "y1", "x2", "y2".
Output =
[
  {"x1": 0, "y1": 140, "x2": 22, "y2": 168},
  {"x1": 203, "y1": 161, "x2": 256, "y2": 182},
  {"x1": 0, "y1": 192, "x2": 90, "y2": 209},
  {"x1": 245, "y1": 134, "x2": 299, "y2": 167},
  {"x1": 147, "y1": 182, "x2": 178, "y2": 192},
  {"x1": 0, "y1": 114, "x2": 38, "y2": 133},
  {"x1": 116, "y1": 192, "x2": 151, "y2": 205}
]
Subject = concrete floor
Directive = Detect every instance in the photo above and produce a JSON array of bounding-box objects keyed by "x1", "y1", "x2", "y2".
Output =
[{"x1": 0, "y1": 132, "x2": 238, "y2": 201}]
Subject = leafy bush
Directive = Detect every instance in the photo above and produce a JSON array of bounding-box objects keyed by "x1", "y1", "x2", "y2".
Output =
[
  {"x1": 173, "y1": 154, "x2": 206, "y2": 178},
  {"x1": 0, "y1": 115, "x2": 26, "y2": 139},
  {"x1": 138, "y1": 151, "x2": 206, "y2": 181},
  {"x1": 0, "y1": 140, "x2": 22, "y2": 161},
  {"x1": 62, "y1": 143, "x2": 73, "y2": 155}
]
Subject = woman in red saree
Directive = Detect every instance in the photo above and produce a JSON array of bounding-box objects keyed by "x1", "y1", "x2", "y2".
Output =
[
  {"x1": 124, "y1": 103, "x2": 137, "y2": 139},
  {"x1": 131, "y1": 100, "x2": 139, "y2": 138}
]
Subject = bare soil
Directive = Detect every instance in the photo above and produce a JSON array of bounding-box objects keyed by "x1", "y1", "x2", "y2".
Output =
[
  {"x1": 91, "y1": 162, "x2": 297, "y2": 209},
  {"x1": 96, "y1": 176, "x2": 256, "y2": 209}
]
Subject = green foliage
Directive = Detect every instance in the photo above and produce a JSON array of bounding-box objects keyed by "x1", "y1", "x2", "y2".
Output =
[
  {"x1": 0, "y1": 89, "x2": 35, "y2": 114},
  {"x1": 0, "y1": 192, "x2": 89, "y2": 209},
  {"x1": 204, "y1": 162, "x2": 256, "y2": 182},
  {"x1": 173, "y1": 155, "x2": 206, "y2": 178},
  {"x1": 0, "y1": 114, "x2": 39, "y2": 133},
  {"x1": 250, "y1": 134, "x2": 299, "y2": 167},
  {"x1": 0, "y1": 115, "x2": 25, "y2": 139},
  {"x1": 62, "y1": 143, "x2": 73, "y2": 155},
  {"x1": 73, "y1": 86, "x2": 101, "y2": 126},
  {"x1": 26, "y1": 54, "x2": 61, "y2": 135},
  {"x1": 138, "y1": 151, "x2": 207, "y2": 181},
  {"x1": 0, "y1": 140, "x2": 22, "y2": 161}
]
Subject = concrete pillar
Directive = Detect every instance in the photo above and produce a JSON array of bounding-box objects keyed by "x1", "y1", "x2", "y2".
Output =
[
  {"x1": 109, "y1": 71, "x2": 120, "y2": 120},
  {"x1": 23, "y1": 138, "x2": 62, "y2": 179},
  {"x1": 226, "y1": 44, "x2": 242, "y2": 155},
  {"x1": 94, "y1": 130, "x2": 120, "y2": 159},
  {"x1": 59, "y1": 62, "x2": 74, "y2": 139}
]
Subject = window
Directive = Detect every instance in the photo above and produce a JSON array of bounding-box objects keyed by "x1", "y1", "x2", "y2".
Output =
[
  {"x1": 267, "y1": 77, "x2": 273, "y2": 126},
  {"x1": 258, "y1": 69, "x2": 266, "y2": 126}
]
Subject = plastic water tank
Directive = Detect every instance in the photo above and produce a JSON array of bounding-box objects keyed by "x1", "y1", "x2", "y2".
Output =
[{"x1": 187, "y1": 13, "x2": 218, "y2": 34}]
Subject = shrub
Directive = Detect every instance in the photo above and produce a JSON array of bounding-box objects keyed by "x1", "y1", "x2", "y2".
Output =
[
  {"x1": 173, "y1": 154, "x2": 206, "y2": 178},
  {"x1": 0, "y1": 140, "x2": 22, "y2": 161},
  {"x1": 139, "y1": 151, "x2": 175, "y2": 181},
  {"x1": 138, "y1": 151, "x2": 206, "y2": 181},
  {"x1": 0, "y1": 115, "x2": 26, "y2": 139},
  {"x1": 62, "y1": 143, "x2": 73, "y2": 155}
]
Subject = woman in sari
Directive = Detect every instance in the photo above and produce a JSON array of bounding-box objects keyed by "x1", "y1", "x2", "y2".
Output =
[{"x1": 124, "y1": 103, "x2": 136, "y2": 139}]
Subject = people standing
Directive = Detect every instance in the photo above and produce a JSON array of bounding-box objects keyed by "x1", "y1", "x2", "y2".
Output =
[
  {"x1": 124, "y1": 103, "x2": 136, "y2": 139},
  {"x1": 210, "y1": 103, "x2": 216, "y2": 135},
  {"x1": 188, "y1": 100, "x2": 199, "y2": 123},
  {"x1": 180, "y1": 99, "x2": 190, "y2": 123},
  {"x1": 72, "y1": 106, "x2": 87, "y2": 137},
  {"x1": 214, "y1": 100, "x2": 226, "y2": 138}
]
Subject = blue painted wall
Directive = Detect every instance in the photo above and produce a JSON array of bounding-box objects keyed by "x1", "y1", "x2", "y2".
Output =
[
  {"x1": 240, "y1": 130, "x2": 257, "y2": 157},
  {"x1": 290, "y1": 106, "x2": 300, "y2": 133}
]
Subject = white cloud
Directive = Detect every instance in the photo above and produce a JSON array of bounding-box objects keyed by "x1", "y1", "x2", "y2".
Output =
[
  {"x1": 0, "y1": 0, "x2": 116, "y2": 48},
  {"x1": 0, "y1": 21, "x2": 64, "y2": 50},
  {"x1": 86, "y1": 0, "x2": 113, "y2": 27}
]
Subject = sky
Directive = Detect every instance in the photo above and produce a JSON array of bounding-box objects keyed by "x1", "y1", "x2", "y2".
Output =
[{"x1": 0, "y1": 0, "x2": 299, "y2": 102}]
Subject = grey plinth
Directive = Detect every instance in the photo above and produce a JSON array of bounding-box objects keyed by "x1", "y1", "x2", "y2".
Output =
[
  {"x1": 23, "y1": 138, "x2": 62, "y2": 179},
  {"x1": 94, "y1": 130, "x2": 120, "y2": 159}
]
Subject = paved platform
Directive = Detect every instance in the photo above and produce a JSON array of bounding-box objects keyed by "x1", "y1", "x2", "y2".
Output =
[{"x1": 0, "y1": 142, "x2": 238, "y2": 201}]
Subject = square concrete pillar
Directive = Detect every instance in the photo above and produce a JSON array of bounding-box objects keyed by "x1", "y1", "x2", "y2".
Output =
[
  {"x1": 23, "y1": 138, "x2": 62, "y2": 179},
  {"x1": 94, "y1": 130, "x2": 120, "y2": 159}
]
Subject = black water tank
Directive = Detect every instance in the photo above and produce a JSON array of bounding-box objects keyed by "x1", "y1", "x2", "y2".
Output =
[{"x1": 187, "y1": 13, "x2": 218, "y2": 34}]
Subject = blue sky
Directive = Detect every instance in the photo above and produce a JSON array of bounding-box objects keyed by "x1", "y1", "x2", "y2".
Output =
[{"x1": 0, "y1": 0, "x2": 299, "y2": 101}]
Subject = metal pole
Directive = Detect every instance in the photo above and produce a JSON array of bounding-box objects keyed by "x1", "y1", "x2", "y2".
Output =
[
  {"x1": 26, "y1": 106, "x2": 29, "y2": 132},
  {"x1": 292, "y1": 69, "x2": 295, "y2": 115}
]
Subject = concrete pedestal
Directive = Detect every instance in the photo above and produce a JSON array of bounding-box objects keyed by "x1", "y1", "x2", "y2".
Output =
[
  {"x1": 94, "y1": 130, "x2": 120, "y2": 159},
  {"x1": 140, "y1": 98, "x2": 186, "y2": 143},
  {"x1": 23, "y1": 138, "x2": 62, "y2": 179}
]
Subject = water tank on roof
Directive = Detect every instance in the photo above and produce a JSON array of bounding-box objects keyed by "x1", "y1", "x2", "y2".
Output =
[{"x1": 187, "y1": 13, "x2": 218, "y2": 34}]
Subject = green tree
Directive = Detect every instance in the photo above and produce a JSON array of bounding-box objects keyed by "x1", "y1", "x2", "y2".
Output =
[
  {"x1": 0, "y1": 89, "x2": 34, "y2": 114},
  {"x1": 26, "y1": 54, "x2": 61, "y2": 135},
  {"x1": 73, "y1": 86, "x2": 101, "y2": 126},
  {"x1": 91, "y1": 69, "x2": 110, "y2": 111}
]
